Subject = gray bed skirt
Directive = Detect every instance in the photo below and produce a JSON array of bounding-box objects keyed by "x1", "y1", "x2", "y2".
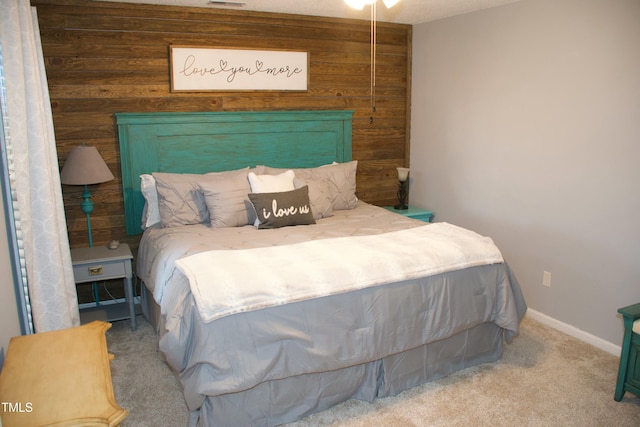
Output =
[
  {"x1": 140, "y1": 285, "x2": 506, "y2": 427},
  {"x1": 200, "y1": 322, "x2": 503, "y2": 427}
]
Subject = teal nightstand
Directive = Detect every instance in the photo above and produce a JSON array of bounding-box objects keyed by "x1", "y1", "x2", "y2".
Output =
[
  {"x1": 384, "y1": 205, "x2": 434, "y2": 223},
  {"x1": 615, "y1": 302, "x2": 640, "y2": 401}
]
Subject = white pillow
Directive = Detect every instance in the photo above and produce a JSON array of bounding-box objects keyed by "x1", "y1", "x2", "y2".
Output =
[
  {"x1": 248, "y1": 170, "x2": 295, "y2": 193},
  {"x1": 140, "y1": 174, "x2": 160, "y2": 229}
]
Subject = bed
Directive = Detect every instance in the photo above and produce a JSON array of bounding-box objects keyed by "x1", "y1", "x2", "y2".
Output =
[{"x1": 116, "y1": 110, "x2": 527, "y2": 427}]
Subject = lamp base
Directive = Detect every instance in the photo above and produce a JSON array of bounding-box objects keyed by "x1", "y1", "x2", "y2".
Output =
[
  {"x1": 81, "y1": 184, "x2": 95, "y2": 247},
  {"x1": 395, "y1": 179, "x2": 409, "y2": 211}
]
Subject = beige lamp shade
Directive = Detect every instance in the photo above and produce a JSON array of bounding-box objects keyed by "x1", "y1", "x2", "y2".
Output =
[
  {"x1": 397, "y1": 167, "x2": 410, "y2": 182},
  {"x1": 61, "y1": 145, "x2": 114, "y2": 185}
]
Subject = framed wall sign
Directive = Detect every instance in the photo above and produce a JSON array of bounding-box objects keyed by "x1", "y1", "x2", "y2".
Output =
[{"x1": 170, "y1": 46, "x2": 308, "y2": 92}]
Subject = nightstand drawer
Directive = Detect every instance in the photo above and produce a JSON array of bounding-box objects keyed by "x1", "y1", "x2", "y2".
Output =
[{"x1": 73, "y1": 260, "x2": 127, "y2": 283}]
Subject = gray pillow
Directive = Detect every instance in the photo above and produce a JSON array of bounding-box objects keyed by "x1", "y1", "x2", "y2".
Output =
[
  {"x1": 153, "y1": 172, "x2": 211, "y2": 228},
  {"x1": 248, "y1": 186, "x2": 316, "y2": 229},
  {"x1": 198, "y1": 171, "x2": 257, "y2": 228},
  {"x1": 153, "y1": 167, "x2": 252, "y2": 228},
  {"x1": 263, "y1": 161, "x2": 358, "y2": 210},
  {"x1": 294, "y1": 177, "x2": 333, "y2": 219}
]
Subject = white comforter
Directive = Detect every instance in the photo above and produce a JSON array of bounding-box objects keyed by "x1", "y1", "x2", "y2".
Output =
[{"x1": 175, "y1": 222, "x2": 504, "y2": 323}]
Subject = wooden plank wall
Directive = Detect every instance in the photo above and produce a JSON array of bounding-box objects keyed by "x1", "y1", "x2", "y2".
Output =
[{"x1": 32, "y1": 0, "x2": 412, "y2": 253}]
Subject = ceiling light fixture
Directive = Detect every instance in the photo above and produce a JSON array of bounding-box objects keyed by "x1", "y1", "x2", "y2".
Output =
[
  {"x1": 344, "y1": 0, "x2": 400, "y2": 11},
  {"x1": 344, "y1": 0, "x2": 401, "y2": 123}
]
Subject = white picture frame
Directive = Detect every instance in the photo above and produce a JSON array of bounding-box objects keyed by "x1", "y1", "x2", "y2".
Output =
[{"x1": 170, "y1": 46, "x2": 308, "y2": 92}]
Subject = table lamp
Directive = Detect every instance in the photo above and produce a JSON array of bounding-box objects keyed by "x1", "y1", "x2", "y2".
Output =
[
  {"x1": 60, "y1": 144, "x2": 114, "y2": 247},
  {"x1": 394, "y1": 167, "x2": 409, "y2": 210}
]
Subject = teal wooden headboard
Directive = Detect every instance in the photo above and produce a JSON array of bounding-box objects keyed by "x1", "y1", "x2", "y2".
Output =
[{"x1": 116, "y1": 110, "x2": 353, "y2": 235}]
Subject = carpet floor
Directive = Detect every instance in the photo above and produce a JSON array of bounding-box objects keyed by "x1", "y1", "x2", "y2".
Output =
[{"x1": 106, "y1": 315, "x2": 640, "y2": 426}]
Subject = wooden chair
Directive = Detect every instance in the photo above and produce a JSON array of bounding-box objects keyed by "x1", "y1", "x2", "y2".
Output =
[{"x1": 614, "y1": 302, "x2": 640, "y2": 401}]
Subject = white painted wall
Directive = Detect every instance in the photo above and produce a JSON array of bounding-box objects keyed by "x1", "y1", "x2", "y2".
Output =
[{"x1": 410, "y1": 0, "x2": 640, "y2": 347}]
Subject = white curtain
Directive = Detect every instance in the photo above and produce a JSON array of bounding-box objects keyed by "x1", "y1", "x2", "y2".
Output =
[{"x1": 0, "y1": 0, "x2": 79, "y2": 332}]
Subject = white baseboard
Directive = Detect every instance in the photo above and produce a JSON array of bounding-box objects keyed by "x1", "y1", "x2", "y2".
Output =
[{"x1": 525, "y1": 309, "x2": 621, "y2": 356}]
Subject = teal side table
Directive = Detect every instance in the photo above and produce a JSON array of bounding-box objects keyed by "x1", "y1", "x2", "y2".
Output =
[
  {"x1": 615, "y1": 302, "x2": 640, "y2": 401},
  {"x1": 383, "y1": 205, "x2": 434, "y2": 223}
]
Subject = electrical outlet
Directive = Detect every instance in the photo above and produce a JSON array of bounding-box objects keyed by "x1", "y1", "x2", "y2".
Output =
[{"x1": 543, "y1": 271, "x2": 552, "y2": 288}]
